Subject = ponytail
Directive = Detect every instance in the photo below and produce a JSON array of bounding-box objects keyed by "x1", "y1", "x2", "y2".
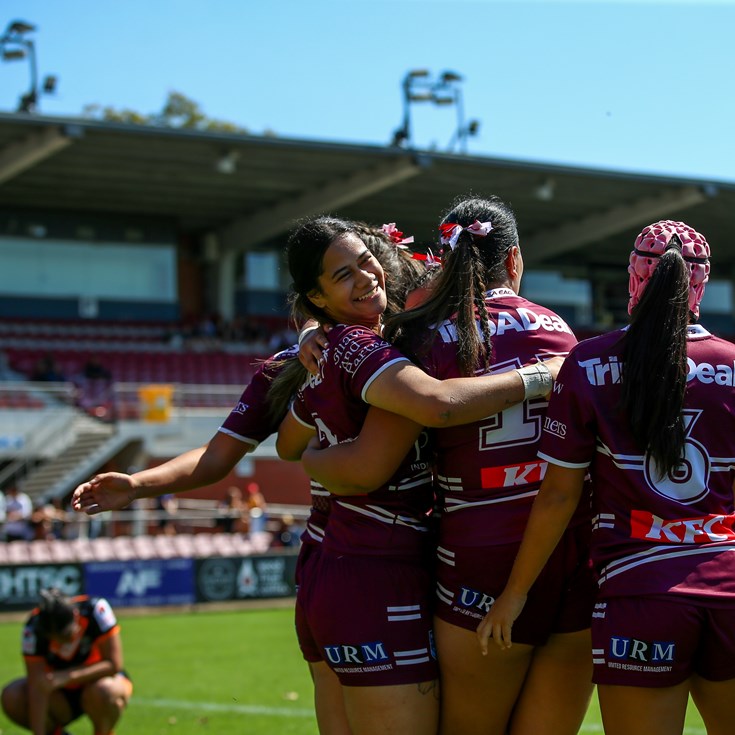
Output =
[
  {"x1": 385, "y1": 195, "x2": 518, "y2": 376},
  {"x1": 620, "y1": 244, "x2": 690, "y2": 477}
]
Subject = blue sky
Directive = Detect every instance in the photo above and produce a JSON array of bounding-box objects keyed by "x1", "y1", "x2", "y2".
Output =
[{"x1": 1, "y1": 0, "x2": 733, "y2": 182}]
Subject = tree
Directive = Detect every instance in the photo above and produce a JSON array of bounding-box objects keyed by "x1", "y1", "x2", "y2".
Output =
[{"x1": 82, "y1": 91, "x2": 250, "y2": 133}]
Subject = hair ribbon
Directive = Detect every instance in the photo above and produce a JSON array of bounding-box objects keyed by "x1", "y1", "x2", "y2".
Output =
[
  {"x1": 439, "y1": 220, "x2": 493, "y2": 250},
  {"x1": 381, "y1": 223, "x2": 414, "y2": 249}
]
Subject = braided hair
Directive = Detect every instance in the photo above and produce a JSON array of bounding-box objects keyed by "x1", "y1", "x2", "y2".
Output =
[{"x1": 385, "y1": 195, "x2": 519, "y2": 376}]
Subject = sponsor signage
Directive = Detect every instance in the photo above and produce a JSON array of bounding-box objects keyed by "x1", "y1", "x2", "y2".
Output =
[
  {"x1": 83, "y1": 558, "x2": 194, "y2": 607},
  {"x1": 195, "y1": 553, "x2": 297, "y2": 603},
  {"x1": 0, "y1": 552, "x2": 298, "y2": 612},
  {"x1": 0, "y1": 564, "x2": 84, "y2": 611}
]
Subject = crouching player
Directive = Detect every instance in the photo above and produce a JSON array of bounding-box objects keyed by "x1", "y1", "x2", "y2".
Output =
[{"x1": 1, "y1": 588, "x2": 133, "y2": 735}]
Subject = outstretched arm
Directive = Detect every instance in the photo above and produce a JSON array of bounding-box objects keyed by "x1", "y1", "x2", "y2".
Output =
[
  {"x1": 476, "y1": 463, "x2": 586, "y2": 653},
  {"x1": 72, "y1": 432, "x2": 252, "y2": 514},
  {"x1": 365, "y1": 357, "x2": 562, "y2": 428}
]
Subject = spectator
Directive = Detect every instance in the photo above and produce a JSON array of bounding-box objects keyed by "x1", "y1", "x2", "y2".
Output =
[
  {"x1": 0, "y1": 350, "x2": 23, "y2": 381},
  {"x1": 29, "y1": 498, "x2": 69, "y2": 541},
  {"x1": 3, "y1": 486, "x2": 33, "y2": 542},
  {"x1": 82, "y1": 359, "x2": 111, "y2": 381},
  {"x1": 31, "y1": 355, "x2": 66, "y2": 383},
  {"x1": 155, "y1": 494, "x2": 178, "y2": 536},
  {"x1": 216, "y1": 486, "x2": 246, "y2": 534},
  {"x1": 273, "y1": 513, "x2": 303, "y2": 548},
  {"x1": 245, "y1": 482, "x2": 268, "y2": 535}
]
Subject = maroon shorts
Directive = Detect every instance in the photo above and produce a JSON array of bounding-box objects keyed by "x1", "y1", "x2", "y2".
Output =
[
  {"x1": 435, "y1": 523, "x2": 594, "y2": 645},
  {"x1": 295, "y1": 550, "x2": 438, "y2": 686},
  {"x1": 591, "y1": 595, "x2": 735, "y2": 687},
  {"x1": 294, "y1": 537, "x2": 321, "y2": 591}
]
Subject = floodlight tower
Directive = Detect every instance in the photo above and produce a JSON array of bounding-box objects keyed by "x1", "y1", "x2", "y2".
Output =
[
  {"x1": 391, "y1": 69, "x2": 480, "y2": 154},
  {"x1": 0, "y1": 20, "x2": 57, "y2": 113}
]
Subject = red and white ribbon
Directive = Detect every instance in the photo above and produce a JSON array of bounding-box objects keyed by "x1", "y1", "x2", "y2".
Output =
[
  {"x1": 381, "y1": 223, "x2": 415, "y2": 248},
  {"x1": 439, "y1": 220, "x2": 493, "y2": 250}
]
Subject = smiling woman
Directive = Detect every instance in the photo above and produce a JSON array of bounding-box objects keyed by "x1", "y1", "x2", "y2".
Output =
[{"x1": 306, "y1": 233, "x2": 387, "y2": 329}]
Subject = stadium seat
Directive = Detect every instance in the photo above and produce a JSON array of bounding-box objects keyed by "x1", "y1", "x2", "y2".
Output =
[
  {"x1": 249, "y1": 531, "x2": 273, "y2": 553},
  {"x1": 131, "y1": 535, "x2": 158, "y2": 560},
  {"x1": 90, "y1": 537, "x2": 116, "y2": 562},
  {"x1": 192, "y1": 533, "x2": 216, "y2": 557},
  {"x1": 48, "y1": 539, "x2": 77, "y2": 562},
  {"x1": 29, "y1": 540, "x2": 53, "y2": 563},
  {"x1": 229, "y1": 534, "x2": 255, "y2": 556},
  {"x1": 211, "y1": 533, "x2": 237, "y2": 556},
  {"x1": 6, "y1": 541, "x2": 31, "y2": 564},
  {"x1": 151, "y1": 534, "x2": 178, "y2": 559},
  {"x1": 69, "y1": 538, "x2": 96, "y2": 562},
  {"x1": 111, "y1": 536, "x2": 136, "y2": 561}
]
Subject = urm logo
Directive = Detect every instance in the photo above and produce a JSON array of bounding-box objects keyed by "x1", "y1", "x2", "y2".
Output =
[
  {"x1": 324, "y1": 642, "x2": 389, "y2": 665},
  {"x1": 457, "y1": 586, "x2": 495, "y2": 613},
  {"x1": 610, "y1": 636, "x2": 675, "y2": 663}
]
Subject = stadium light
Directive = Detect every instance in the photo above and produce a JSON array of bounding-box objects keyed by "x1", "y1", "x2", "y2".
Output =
[
  {"x1": 391, "y1": 69, "x2": 480, "y2": 154},
  {"x1": 0, "y1": 19, "x2": 57, "y2": 114},
  {"x1": 8, "y1": 20, "x2": 37, "y2": 35}
]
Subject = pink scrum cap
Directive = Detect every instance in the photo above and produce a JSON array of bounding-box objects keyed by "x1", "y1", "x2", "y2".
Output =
[{"x1": 628, "y1": 220, "x2": 710, "y2": 317}]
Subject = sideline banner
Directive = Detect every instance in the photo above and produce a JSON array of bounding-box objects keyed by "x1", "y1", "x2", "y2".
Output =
[
  {"x1": 0, "y1": 564, "x2": 84, "y2": 611},
  {"x1": 195, "y1": 553, "x2": 297, "y2": 603},
  {"x1": 83, "y1": 558, "x2": 195, "y2": 608},
  {"x1": 0, "y1": 552, "x2": 299, "y2": 612}
]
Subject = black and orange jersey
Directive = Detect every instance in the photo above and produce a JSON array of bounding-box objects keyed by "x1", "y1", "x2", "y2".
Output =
[{"x1": 22, "y1": 595, "x2": 119, "y2": 673}]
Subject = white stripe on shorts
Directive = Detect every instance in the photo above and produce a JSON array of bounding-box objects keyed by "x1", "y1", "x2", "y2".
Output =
[
  {"x1": 394, "y1": 647, "x2": 430, "y2": 665},
  {"x1": 387, "y1": 604, "x2": 422, "y2": 622}
]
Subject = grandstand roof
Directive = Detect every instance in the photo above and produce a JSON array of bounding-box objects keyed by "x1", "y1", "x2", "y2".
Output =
[{"x1": 1, "y1": 111, "x2": 734, "y2": 276}]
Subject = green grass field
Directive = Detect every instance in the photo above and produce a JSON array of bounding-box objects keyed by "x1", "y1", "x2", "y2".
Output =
[{"x1": 0, "y1": 604, "x2": 708, "y2": 734}]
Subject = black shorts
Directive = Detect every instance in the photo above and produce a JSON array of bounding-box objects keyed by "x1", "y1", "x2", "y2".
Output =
[{"x1": 60, "y1": 670, "x2": 132, "y2": 719}]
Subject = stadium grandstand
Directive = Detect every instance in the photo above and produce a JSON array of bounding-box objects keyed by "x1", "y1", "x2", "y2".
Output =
[{"x1": 1, "y1": 111, "x2": 735, "y2": 607}]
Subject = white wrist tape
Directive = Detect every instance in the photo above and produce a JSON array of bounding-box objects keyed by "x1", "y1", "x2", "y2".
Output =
[
  {"x1": 297, "y1": 325, "x2": 319, "y2": 347},
  {"x1": 516, "y1": 363, "x2": 553, "y2": 399}
]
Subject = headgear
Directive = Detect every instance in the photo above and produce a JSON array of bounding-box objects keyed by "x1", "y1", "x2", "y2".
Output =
[{"x1": 627, "y1": 220, "x2": 710, "y2": 317}]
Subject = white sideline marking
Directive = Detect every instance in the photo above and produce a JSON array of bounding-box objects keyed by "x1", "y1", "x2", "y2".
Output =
[
  {"x1": 135, "y1": 699, "x2": 706, "y2": 732},
  {"x1": 134, "y1": 696, "x2": 314, "y2": 718}
]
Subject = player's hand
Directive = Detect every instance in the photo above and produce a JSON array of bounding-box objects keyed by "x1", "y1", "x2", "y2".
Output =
[
  {"x1": 298, "y1": 325, "x2": 330, "y2": 375},
  {"x1": 46, "y1": 670, "x2": 70, "y2": 692},
  {"x1": 71, "y1": 472, "x2": 139, "y2": 515},
  {"x1": 476, "y1": 589, "x2": 527, "y2": 654}
]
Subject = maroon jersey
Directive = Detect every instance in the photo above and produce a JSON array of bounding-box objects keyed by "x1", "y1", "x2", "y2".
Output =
[
  {"x1": 539, "y1": 324, "x2": 735, "y2": 600},
  {"x1": 419, "y1": 288, "x2": 582, "y2": 546},
  {"x1": 217, "y1": 344, "x2": 331, "y2": 548},
  {"x1": 291, "y1": 323, "x2": 434, "y2": 559},
  {"x1": 218, "y1": 345, "x2": 299, "y2": 448}
]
